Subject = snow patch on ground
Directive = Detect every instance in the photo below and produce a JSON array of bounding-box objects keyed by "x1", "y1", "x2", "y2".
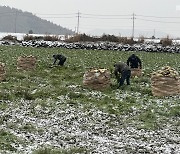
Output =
[{"x1": 0, "y1": 96, "x2": 179, "y2": 153}]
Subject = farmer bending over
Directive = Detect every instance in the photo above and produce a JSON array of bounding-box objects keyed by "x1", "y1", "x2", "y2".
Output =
[
  {"x1": 114, "y1": 62, "x2": 131, "y2": 88},
  {"x1": 53, "y1": 54, "x2": 66, "y2": 66}
]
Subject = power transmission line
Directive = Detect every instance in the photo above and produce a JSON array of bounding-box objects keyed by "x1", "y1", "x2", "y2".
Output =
[
  {"x1": 0, "y1": 11, "x2": 22, "y2": 14},
  {"x1": 137, "y1": 18, "x2": 180, "y2": 24},
  {"x1": 81, "y1": 17, "x2": 131, "y2": 19},
  {"x1": 36, "y1": 13, "x2": 76, "y2": 16},
  {"x1": 2, "y1": 11, "x2": 180, "y2": 22},
  {"x1": 136, "y1": 14, "x2": 180, "y2": 19},
  {"x1": 39, "y1": 16, "x2": 76, "y2": 19},
  {"x1": 81, "y1": 13, "x2": 132, "y2": 17},
  {"x1": 1, "y1": 10, "x2": 180, "y2": 36}
]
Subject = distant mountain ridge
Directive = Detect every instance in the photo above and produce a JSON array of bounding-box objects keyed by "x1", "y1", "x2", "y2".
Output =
[{"x1": 0, "y1": 6, "x2": 74, "y2": 35}]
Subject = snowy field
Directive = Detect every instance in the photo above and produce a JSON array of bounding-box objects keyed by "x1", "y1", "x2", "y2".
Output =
[
  {"x1": 1, "y1": 94, "x2": 180, "y2": 154},
  {"x1": 0, "y1": 40, "x2": 180, "y2": 154}
]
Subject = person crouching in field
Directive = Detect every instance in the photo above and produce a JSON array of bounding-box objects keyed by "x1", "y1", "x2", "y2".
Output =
[
  {"x1": 53, "y1": 54, "x2": 66, "y2": 66},
  {"x1": 114, "y1": 62, "x2": 131, "y2": 88}
]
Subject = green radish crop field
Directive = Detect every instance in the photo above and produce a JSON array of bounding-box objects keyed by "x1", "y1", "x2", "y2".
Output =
[{"x1": 0, "y1": 45, "x2": 179, "y2": 154}]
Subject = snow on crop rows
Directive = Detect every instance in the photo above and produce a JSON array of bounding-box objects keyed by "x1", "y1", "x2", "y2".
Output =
[{"x1": 0, "y1": 87, "x2": 179, "y2": 154}]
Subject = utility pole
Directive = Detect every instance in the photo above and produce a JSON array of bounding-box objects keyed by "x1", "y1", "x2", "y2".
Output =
[
  {"x1": 74, "y1": 27, "x2": 76, "y2": 36},
  {"x1": 132, "y1": 13, "x2": 135, "y2": 38},
  {"x1": 15, "y1": 11, "x2": 17, "y2": 33},
  {"x1": 77, "y1": 11, "x2": 80, "y2": 35},
  {"x1": 153, "y1": 29, "x2": 156, "y2": 37}
]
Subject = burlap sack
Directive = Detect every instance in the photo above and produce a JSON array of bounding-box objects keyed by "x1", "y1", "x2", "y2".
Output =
[
  {"x1": 0, "y1": 62, "x2": 6, "y2": 81},
  {"x1": 131, "y1": 68, "x2": 142, "y2": 77},
  {"x1": 151, "y1": 76, "x2": 180, "y2": 97},
  {"x1": 17, "y1": 55, "x2": 37, "y2": 71},
  {"x1": 151, "y1": 66, "x2": 180, "y2": 97},
  {"x1": 83, "y1": 68, "x2": 111, "y2": 90}
]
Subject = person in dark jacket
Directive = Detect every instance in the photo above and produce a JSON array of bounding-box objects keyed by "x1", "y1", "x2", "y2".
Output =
[
  {"x1": 127, "y1": 54, "x2": 142, "y2": 69},
  {"x1": 114, "y1": 62, "x2": 131, "y2": 87},
  {"x1": 53, "y1": 54, "x2": 66, "y2": 66}
]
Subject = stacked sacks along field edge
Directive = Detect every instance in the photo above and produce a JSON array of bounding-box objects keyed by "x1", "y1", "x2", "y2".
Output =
[
  {"x1": 83, "y1": 68, "x2": 111, "y2": 90},
  {"x1": 17, "y1": 55, "x2": 37, "y2": 71},
  {"x1": 0, "y1": 62, "x2": 6, "y2": 81},
  {"x1": 151, "y1": 66, "x2": 180, "y2": 97}
]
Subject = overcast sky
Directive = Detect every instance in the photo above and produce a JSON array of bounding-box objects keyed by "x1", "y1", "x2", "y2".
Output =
[{"x1": 1, "y1": 0, "x2": 180, "y2": 37}]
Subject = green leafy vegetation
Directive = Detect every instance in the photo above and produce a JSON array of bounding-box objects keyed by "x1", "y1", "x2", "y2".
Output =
[
  {"x1": 0, "y1": 130, "x2": 24, "y2": 151},
  {"x1": 0, "y1": 45, "x2": 179, "y2": 153}
]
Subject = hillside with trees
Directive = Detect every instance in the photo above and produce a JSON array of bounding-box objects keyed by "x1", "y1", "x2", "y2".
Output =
[{"x1": 0, "y1": 6, "x2": 74, "y2": 35}]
